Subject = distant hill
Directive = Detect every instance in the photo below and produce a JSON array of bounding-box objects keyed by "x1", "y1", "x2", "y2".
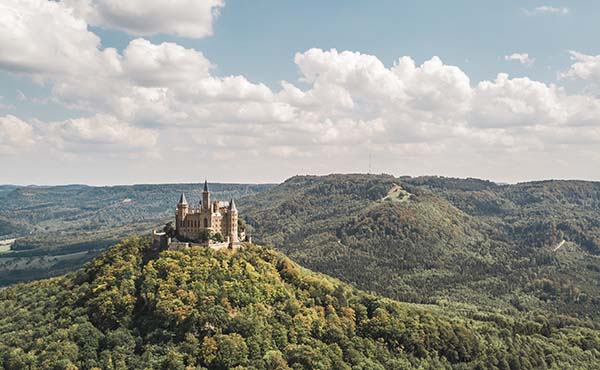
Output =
[
  {"x1": 0, "y1": 182, "x2": 272, "y2": 285},
  {"x1": 240, "y1": 174, "x2": 600, "y2": 320},
  {"x1": 1, "y1": 237, "x2": 599, "y2": 369},
  {"x1": 4, "y1": 173, "x2": 600, "y2": 323}
]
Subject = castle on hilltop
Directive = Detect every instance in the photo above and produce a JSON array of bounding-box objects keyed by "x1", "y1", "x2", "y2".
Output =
[{"x1": 153, "y1": 180, "x2": 245, "y2": 250}]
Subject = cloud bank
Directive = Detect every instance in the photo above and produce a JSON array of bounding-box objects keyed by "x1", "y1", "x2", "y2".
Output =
[{"x1": 0, "y1": 0, "x2": 599, "y2": 183}]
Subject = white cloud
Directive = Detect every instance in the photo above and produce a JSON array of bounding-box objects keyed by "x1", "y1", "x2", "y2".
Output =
[
  {"x1": 560, "y1": 51, "x2": 600, "y2": 82},
  {"x1": 0, "y1": 115, "x2": 36, "y2": 153},
  {"x1": 49, "y1": 114, "x2": 158, "y2": 151},
  {"x1": 0, "y1": 0, "x2": 112, "y2": 77},
  {"x1": 471, "y1": 74, "x2": 569, "y2": 128},
  {"x1": 1, "y1": 1, "x2": 600, "y2": 182},
  {"x1": 524, "y1": 6, "x2": 570, "y2": 16},
  {"x1": 505, "y1": 53, "x2": 535, "y2": 67},
  {"x1": 64, "y1": 0, "x2": 224, "y2": 38},
  {"x1": 122, "y1": 39, "x2": 213, "y2": 87},
  {"x1": 0, "y1": 113, "x2": 159, "y2": 157}
]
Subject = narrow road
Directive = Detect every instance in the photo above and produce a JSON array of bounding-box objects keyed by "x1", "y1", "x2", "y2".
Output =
[{"x1": 553, "y1": 240, "x2": 566, "y2": 252}]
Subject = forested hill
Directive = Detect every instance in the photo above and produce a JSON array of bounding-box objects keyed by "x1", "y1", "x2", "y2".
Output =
[
  {"x1": 239, "y1": 174, "x2": 600, "y2": 320},
  {"x1": 2, "y1": 237, "x2": 600, "y2": 369},
  {"x1": 0, "y1": 182, "x2": 272, "y2": 285},
  {"x1": 3, "y1": 174, "x2": 600, "y2": 321}
]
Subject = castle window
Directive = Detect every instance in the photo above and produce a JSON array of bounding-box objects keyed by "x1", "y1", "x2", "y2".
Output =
[{"x1": 204, "y1": 218, "x2": 208, "y2": 227}]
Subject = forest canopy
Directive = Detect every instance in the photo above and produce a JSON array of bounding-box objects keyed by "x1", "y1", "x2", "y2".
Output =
[{"x1": 1, "y1": 237, "x2": 600, "y2": 369}]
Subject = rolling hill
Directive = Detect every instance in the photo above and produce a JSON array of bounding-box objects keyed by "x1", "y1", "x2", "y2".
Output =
[
  {"x1": 3, "y1": 173, "x2": 600, "y2": 323},
  {"x1": 1, "y1": 237, "x2": 599, "y2": 369},
  {"x1": 239, "y1": 174, "x2": 600, "y2": 319},
  {"x1": 0, "y1": 182, "x2": 272, "y2": 285}
]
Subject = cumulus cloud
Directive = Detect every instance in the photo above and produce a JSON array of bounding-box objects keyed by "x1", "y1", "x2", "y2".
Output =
[
  {"x1": 48, "y1": 114, "x2": 158, "y2": 152},
  {"x1": 505, "y1": 53, "x2": 535, "y2": 67},
  {"x1": 122, "y1": 39, "x2": 213, "y2": 87},
  {"x1": 1, "y1": 1, "x2": 600, "y2": 182},
  {"x1": 0, "y1": 0, "x2": 112, "y2": 77},
  {"x1": 0, "y1": 113, "x2": 158, "y2": 157},
  {"x1": 560, "y1": 51, "x2": 600, "y2": 82},
  {"x1": 0, "y1": 115, "x2": 36, "y2": 153},
  {"x1": 524, "y1": 6, "x2": 570, "y2": 16},
  {"x1": 64, "y1": 0, "x2": 224, "y2": 38},
  {"x1": 471, "y1": 74, "x2": 569, "y2": 128}
]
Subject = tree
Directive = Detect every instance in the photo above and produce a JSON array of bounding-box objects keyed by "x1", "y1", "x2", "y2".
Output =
[
  {"x1": 212, "y1": 232, "x2": 224, "y2": 243},
  {"x1": 163, "y1": 222, "x2": 176, "y2": 238}
]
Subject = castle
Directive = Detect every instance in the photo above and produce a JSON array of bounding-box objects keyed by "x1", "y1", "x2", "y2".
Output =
[{"x1": 153, "y1": 180, "x2": 245, "y2": 250}]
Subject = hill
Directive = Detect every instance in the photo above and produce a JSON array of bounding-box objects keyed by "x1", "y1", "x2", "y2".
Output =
[
  {"x1": 240, "y1": 174, "x2": 600, "y2": 319},
  {"x1": 1, "y1": 237, "x2": 600, "y2": 369},
  {"x1": 4, "y1": 174, "x2": 600, "y2": 321},
  {"x1": 0, "y1": 182, "x2": 272, "y2": 285}
]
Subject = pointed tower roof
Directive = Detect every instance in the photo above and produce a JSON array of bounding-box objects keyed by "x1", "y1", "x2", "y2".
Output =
[
  {"x1": 203, "y1": 179, "x2": 209, "y2": 192},
  {"x1": 178, "y1": 192, "x2": 188, "y2": 205},
  {"x1": 229, "y1": 198, "x2": 237, "y2": 212}
]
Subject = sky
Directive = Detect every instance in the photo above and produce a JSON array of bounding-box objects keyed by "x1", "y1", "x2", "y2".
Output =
[{"x1": 1, "y1": 0, "x2": 600, "y2": 185}]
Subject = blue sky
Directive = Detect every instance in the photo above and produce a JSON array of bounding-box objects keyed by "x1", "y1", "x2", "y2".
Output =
[
  {"x1": 124, "y1": 0, "x2": 595, "y2": 85},
  {"x1": 1, "y1": 1, "x2": 600, "y2": 184}
]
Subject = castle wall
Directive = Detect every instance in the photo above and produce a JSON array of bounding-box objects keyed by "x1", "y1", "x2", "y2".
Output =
[
  {"x1": 176, "y1": 206, "x2": 234, "y2": 241},
  {"x1": 174, "y1": 183, "x2": 241, "y2": 247}
]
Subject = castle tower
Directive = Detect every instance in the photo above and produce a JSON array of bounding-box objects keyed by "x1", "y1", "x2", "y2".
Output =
[
  {"x1": 202, "y1": 180, "x2": 210, "y2": 212},
  {"x1": 176, "y1": 192, "x2": 189, "y2": 231},
  {"x1": 228, "y1": 198, "x2": 239, "y2": 244}
]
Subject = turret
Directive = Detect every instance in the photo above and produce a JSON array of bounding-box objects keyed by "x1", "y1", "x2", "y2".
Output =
[
  {"x1": 228, "y1": 198, "x2": 239, "y2": 244},
  {"x1": 176, "y1": 192, "x2": 189, "y2": 231},
  {"x1": 202, "y1": 179, "x2": 210, "y2": 212}
]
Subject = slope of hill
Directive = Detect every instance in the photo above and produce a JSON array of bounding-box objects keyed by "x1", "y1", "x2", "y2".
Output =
[
  {"x1": 0, "y1": 183, "x2": 272, "y2": 285},
  {"x1": 1, "y1": 237, "x2": 600, "y2": 370},
  {"x1": 4, "y1": 174, "x2": 600, "y2": 322},
  {"x1": 240, "y1": 174, "x2": 600, "y2": 319}
]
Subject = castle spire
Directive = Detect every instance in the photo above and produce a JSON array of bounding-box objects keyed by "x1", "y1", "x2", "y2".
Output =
[
  {"x1": 178, "y1": 192, "x2": 188, "y2": 205},
  {"x1": 229, "y1": 198, "x2": 237, "y2": 212},
  {"x1": 202, "y1": 180, "x2": 210, "y2": 211}
]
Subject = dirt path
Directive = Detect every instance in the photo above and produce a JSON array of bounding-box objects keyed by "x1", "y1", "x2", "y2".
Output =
[{"x1": 553, "y1": 240, "x2": 566, "y2": 252}]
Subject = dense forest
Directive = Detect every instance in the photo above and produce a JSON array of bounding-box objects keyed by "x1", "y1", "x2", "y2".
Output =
[
  {"x1": 2, "y1": 237, "x2": 600, "y2": 369},
  {"x1": 0, "y1": 183, "x2": 272, "y2": 285},
  {"x1": 3, "y1": 174, "x2": 600, "y2": 322},
  {"x1": 239, "y1": 174, "x2": 600, "y2": 321}
]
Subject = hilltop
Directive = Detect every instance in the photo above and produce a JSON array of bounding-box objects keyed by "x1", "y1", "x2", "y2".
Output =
[
  {"x1": 1, "y1": 237, "x2": 600, "y2": 369},
  {"x1": 240, "y1": 174, "x2": 600, "y2": 319},
  {"x1": 3, "y1": 173, "x2": 600, "y2": 321},
  {"x1": 0, "y1": 182, "x2": 272, "y2": 285}
]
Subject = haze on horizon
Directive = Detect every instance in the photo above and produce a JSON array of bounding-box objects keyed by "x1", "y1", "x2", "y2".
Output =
[{"x1": 1, "y1": 0, "x2": 600, "y2": 185}]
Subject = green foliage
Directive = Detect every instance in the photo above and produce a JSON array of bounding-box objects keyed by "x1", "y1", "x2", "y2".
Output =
[
  {"x1": 1, "y1": 237, "x2": 600, "y2": 369},
  {"x1": 0, "y1": 182, "x2": 272, "y2": 285},
  {"x1": 240, "y1": 174, "x2": 600, "y2": 320},
  {"x1": 211, "y1": 232, "x2": 224, "y2": 243}
]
